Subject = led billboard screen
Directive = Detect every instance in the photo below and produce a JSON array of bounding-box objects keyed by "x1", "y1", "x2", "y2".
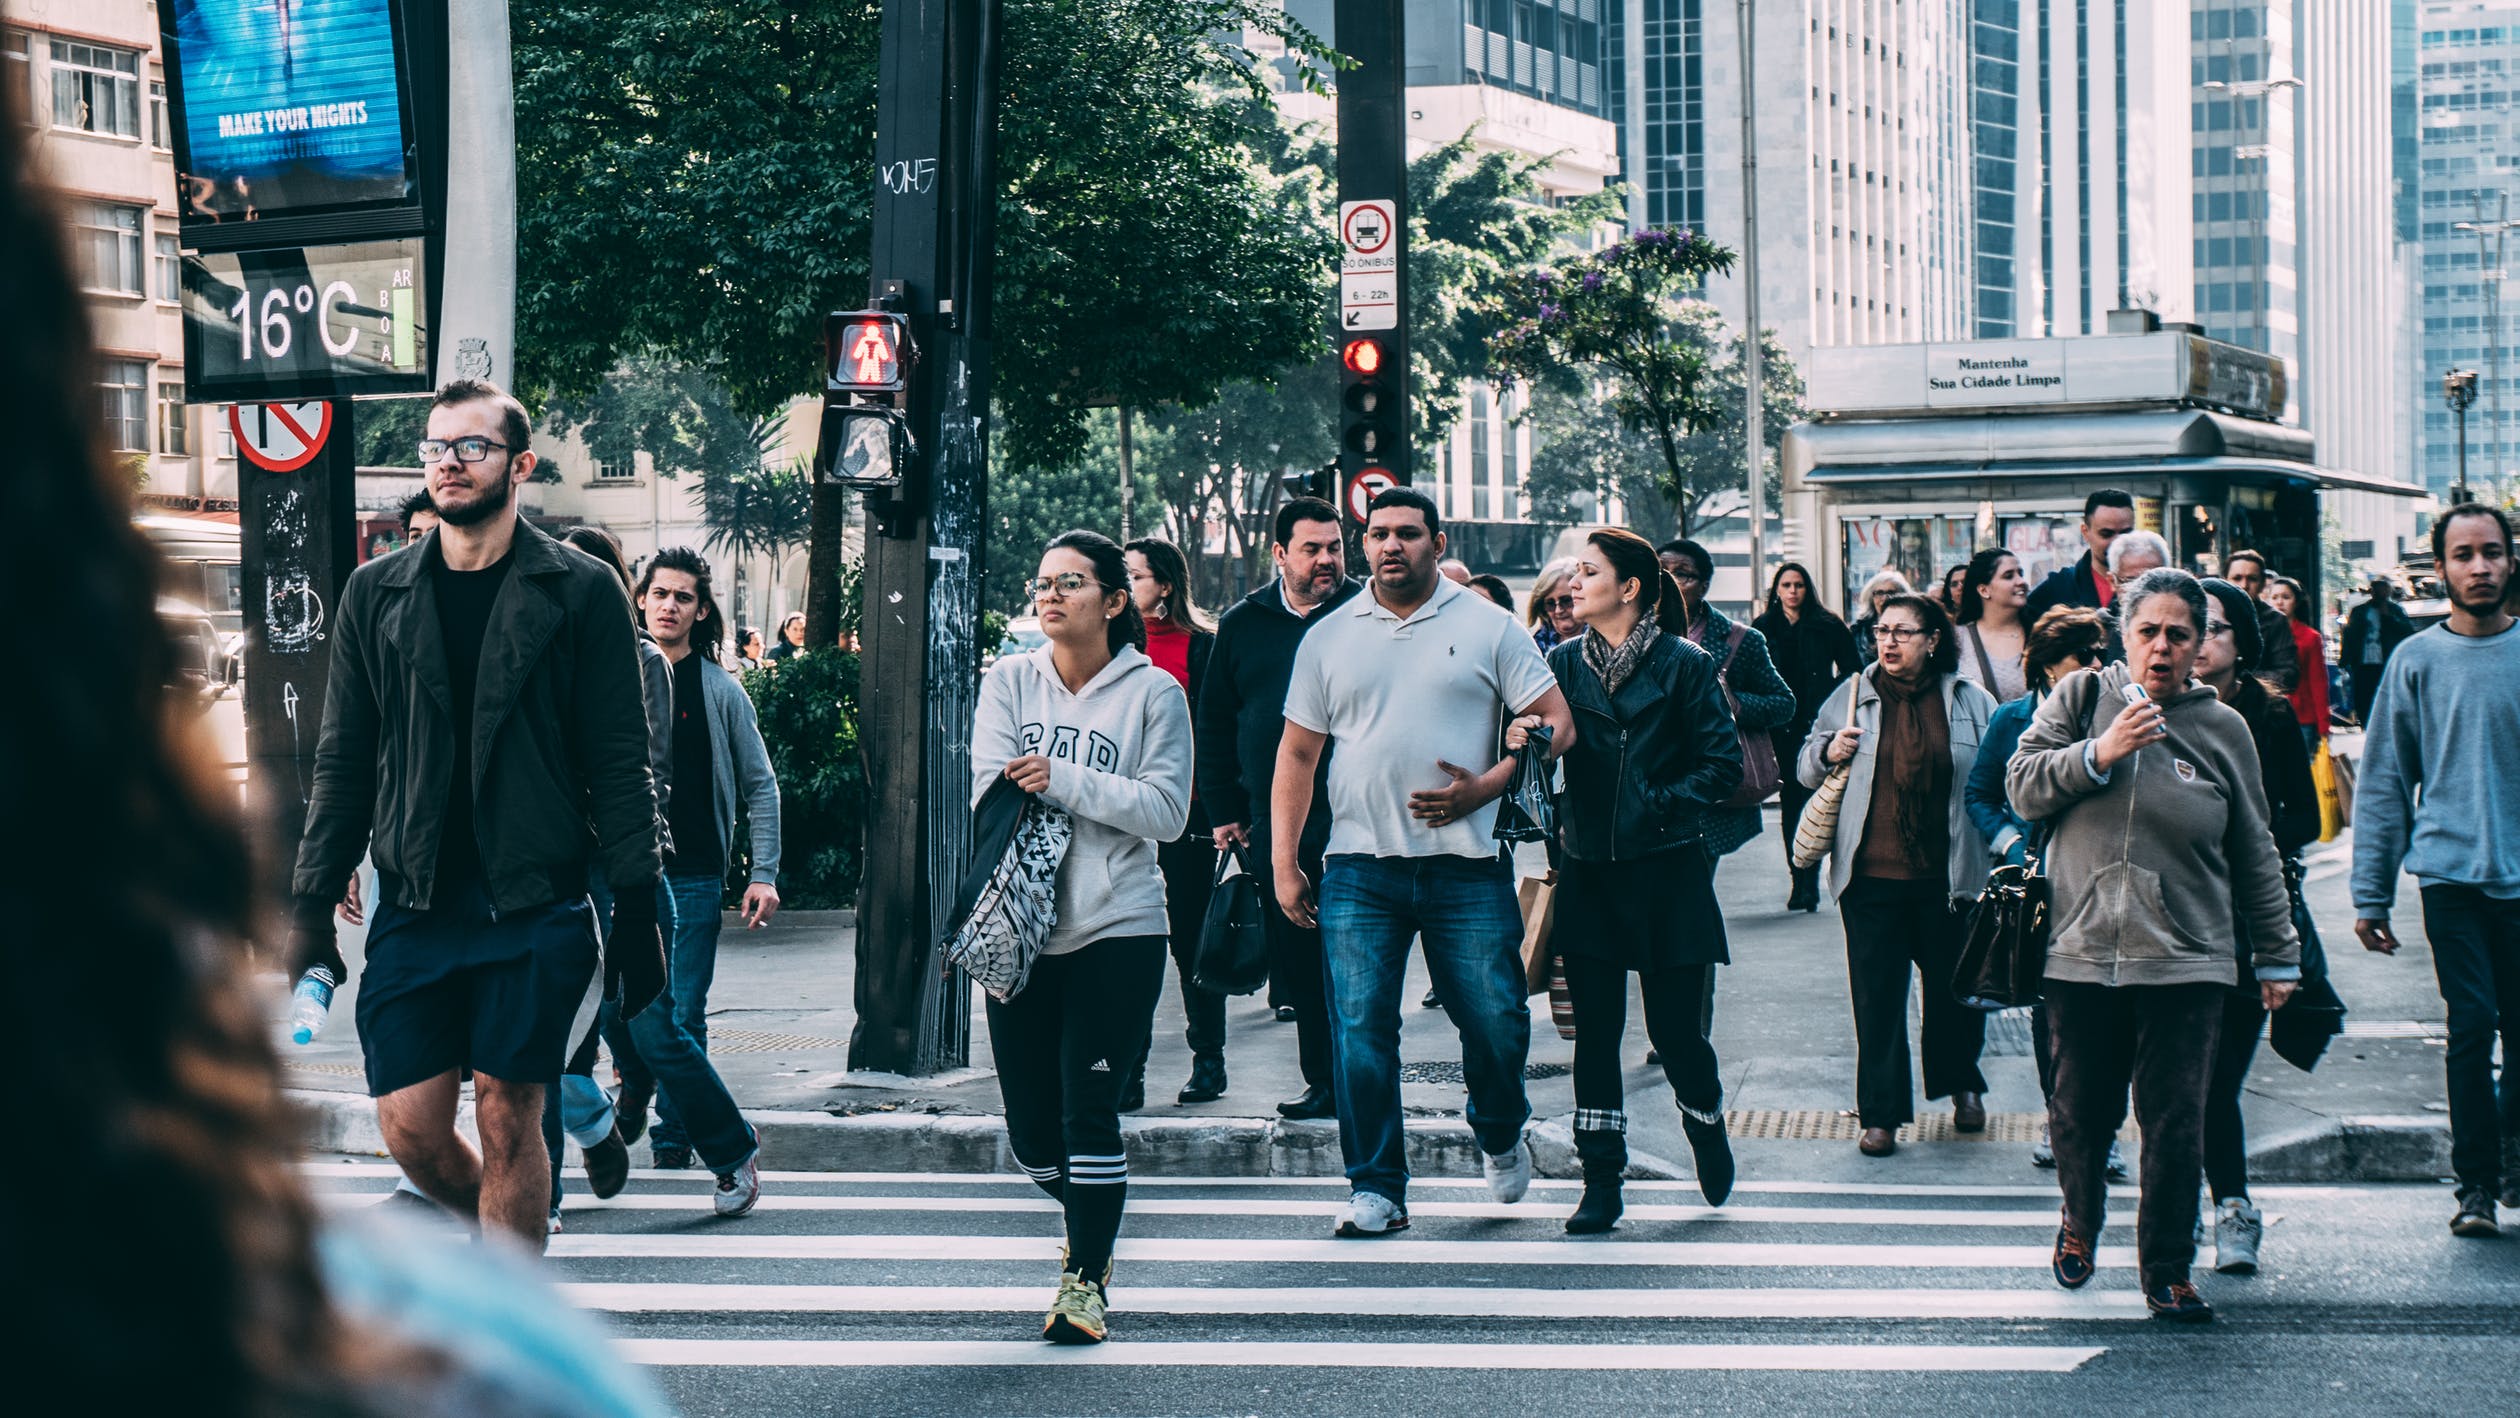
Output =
[{"x1": 166, "y1": 0, "x2": 418, "y2": 231}]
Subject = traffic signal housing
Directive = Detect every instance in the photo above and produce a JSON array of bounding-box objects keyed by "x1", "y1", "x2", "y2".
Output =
[
  {"x1": 1340, "y1": 337, "x2": 1395, "y2": 461},
  {"x1": 817, "y1": 309, "x2": 918, "y2": 494}
]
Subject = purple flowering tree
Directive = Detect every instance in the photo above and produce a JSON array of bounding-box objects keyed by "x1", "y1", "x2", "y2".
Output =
[{"x1": 1487, "y1": 227, "x2": 1744, "y2": 534}]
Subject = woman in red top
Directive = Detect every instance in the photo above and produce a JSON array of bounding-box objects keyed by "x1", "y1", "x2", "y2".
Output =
[
  {"x1": 1123, "y1": 537, "x2": 1224, "y2": 1109},
  {"x1": 2265, "y1": 576, "x2": 2330, "y2": 752}
]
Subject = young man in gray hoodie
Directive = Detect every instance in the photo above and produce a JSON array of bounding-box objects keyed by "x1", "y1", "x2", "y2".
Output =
[{"x1": 2353, "y1": 504, "x2": 2520, "y2": 1237}]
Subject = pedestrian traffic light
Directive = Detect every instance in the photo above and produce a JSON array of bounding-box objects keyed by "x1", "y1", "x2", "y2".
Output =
[
  {"x1": 817, "y1": 307, "x2": 919, "y2": 493},
  {"x1": 827, "y1": 311, "x2": 911, "y2": 393},
  {"x1": 1340, "y1": 337, "x2": 1397, "y2": 460},
  {"x1": 1279, "y1": 460, "x2": 1337, "y2": 502}
]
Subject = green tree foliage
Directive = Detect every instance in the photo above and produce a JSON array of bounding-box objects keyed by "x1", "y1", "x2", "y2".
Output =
[
  {"x1": 511, "y1": 0, "x2": 1332, "y2": 474},
  {"x1": 737, "y1": 644, "x2": 866, "y2": 908},
  {"x1": 984, "y1": 407, "x2": 1164, "y2": 612},
  {"x1": 540, "y1": 358, "x2": 767, "y2": 486},
  {"x1": 1406, "y1": 133, "x2": 1623, "y2": 449},
  {"x1": 1487, "y1": 228, "x2": 1748, "y2": 535},
  {"x1": 1518, "y1": 302, "x2": 1806, "y2": 536}
]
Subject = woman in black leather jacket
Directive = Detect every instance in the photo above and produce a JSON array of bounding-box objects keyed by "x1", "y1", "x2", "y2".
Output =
[{"x1": 1507, "y1": 528, "x2": 1744, "y2": 1233}]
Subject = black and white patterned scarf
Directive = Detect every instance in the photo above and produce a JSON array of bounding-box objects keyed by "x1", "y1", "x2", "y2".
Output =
[{"x1": 1582, "y1": 617, "x2": 1661, "y2": 695}]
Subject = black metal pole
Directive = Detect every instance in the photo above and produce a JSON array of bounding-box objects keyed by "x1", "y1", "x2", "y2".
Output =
[
  {"x1": 239, "y1": 399, "x2": 357, "y2": 909},
  {"x1": 1334, "y1": 0, "x2": 1410, "y2": 491},
  {"x1": 847, "y1": 0, "x2": 1000, "y2": 1074}
]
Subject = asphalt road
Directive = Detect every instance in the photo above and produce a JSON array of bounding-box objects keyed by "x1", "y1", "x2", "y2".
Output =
[{"x1": 304, "y1": 1157, "x2": 2520, "y2": 1417}]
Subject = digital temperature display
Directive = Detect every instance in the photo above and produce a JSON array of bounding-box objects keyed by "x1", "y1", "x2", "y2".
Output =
[{"x1": 181, "y1": 238, "x2": 431, "y2": 402}]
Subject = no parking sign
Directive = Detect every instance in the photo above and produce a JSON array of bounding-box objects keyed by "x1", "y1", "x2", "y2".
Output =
[{"x1": 231, "y1": 401, "x2": 335, "y2": 473}]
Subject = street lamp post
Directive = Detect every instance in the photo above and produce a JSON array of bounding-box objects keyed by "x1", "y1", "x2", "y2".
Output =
[
  {"x1": 2200, "y1": 74, "x2": 2301, "y2": 356},
  {"x1": 2445, "y1": 368, "x2": 2480, "y2": 506},
  {"x1": 2453, "y1": 198, "x2": 2520, "y2": 502}
]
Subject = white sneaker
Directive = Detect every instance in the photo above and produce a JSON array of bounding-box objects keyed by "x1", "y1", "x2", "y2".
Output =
[
  {"x1": 1484, "y1": 1138, "x2": 1534, "y2": 1204},
  {"x1": 1334, "y1": 1190, "x2": 1409, "y2": 1237},
  {"x1": 714, "y1": 1153, "x2": 762, "y2": 1218},
  {"x1": 2214, "y1": 1197, "x2": 2264, "y2": 1274}
]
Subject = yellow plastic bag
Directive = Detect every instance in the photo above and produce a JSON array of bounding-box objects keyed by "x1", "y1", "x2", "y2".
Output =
[{"x1": 2312, "y1": 740, "x2": 2343, "y2": 842}]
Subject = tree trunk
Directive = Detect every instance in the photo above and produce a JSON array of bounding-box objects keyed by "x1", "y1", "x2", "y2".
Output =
[{"x1": 804, "y1": 484, "x2": 851, "y2": 648}]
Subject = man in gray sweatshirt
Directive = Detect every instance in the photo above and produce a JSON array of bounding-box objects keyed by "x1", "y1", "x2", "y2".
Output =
[{"x1": 2353, "y1": 504, "x2": 2520, "y2": 1237}]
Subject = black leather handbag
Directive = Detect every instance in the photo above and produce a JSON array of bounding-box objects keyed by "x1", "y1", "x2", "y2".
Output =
[
  {"x1": 1192, "y1": 846, "x2": 1271, "y2": 996},
  {"x1": 1953, "y1": 862, "x2": 2051, "y2": 1010}
]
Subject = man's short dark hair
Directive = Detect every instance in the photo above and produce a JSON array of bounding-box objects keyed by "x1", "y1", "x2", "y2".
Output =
[
  {"x1": 2432, "y1": 501, "x2": 2515, "y2": 565},
  {"x1": 2225, "y1": 548, "x2": 2268, "y2": 576},
  {"x1": 397, "y1": 489, "x2": 437, "y2": 533},
  {"x1": 1273, "y1": 495, "x2": 1340, "y2": 547},
  {"x1": 431, "y1": 378, "x2": 532, "y2": 459},
  {"x1": 1367, "y1": 485, "x2": 1441, "y2": 539},
  {"x1": 2083, "y1": 489, "x2": 2135, "y2": 521},
  {"x1": 634, "y1": 545, "x2": 724, "y2": 661}
]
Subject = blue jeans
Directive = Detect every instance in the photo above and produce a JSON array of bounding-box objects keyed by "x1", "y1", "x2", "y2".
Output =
[
  {"x1": 620, "y1": 874, "x2": 729, "y2": 1152},
  {"x1": 1318, "y1": 854, "x2": 1532, "y2": 1204},
  {"x1": 596, "y1": 878, "x2": 758, "y2": 1173}
]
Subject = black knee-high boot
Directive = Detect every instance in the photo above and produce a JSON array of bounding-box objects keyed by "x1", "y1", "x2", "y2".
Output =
[{"x1": 1566, "y1": 1126, "x2": 1627, "y2": 1235}]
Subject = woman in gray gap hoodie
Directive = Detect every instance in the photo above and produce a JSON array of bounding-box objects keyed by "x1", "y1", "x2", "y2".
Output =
[
  {"x1": 969, "y1": 529, "x2": 1191, "y2": 1347},
  {"x1": 2006, "y1": 568, "x2": 2299, "y2": 1324}
]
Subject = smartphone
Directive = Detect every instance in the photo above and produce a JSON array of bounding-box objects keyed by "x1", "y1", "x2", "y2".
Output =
[{"x1": 2125, "y1": 683, "x2": 2149, "y2": 703}]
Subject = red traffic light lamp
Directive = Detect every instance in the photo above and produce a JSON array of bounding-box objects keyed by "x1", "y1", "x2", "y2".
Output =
[
  {"x1": 827, "y1": 311, "x2": 911, "y2": 393},
  {"x1": 1342, "y1": 337, "x2": 1384, "y2": 377}
]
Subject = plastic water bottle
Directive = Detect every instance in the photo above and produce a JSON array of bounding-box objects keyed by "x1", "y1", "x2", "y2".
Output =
[{"x1": 289, "y1": 965, "x2": 338, "y2": 1046}]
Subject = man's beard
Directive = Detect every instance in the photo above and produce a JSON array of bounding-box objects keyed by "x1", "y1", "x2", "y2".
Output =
[
  {"x1": 2452, "y1": 577, "x2": 2512, "y2": 616},
  {"x1": 435, "y1": 473, "x2": 514, "y2": 527}
]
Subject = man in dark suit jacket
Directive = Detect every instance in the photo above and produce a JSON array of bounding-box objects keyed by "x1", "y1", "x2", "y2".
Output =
[{"x1": 2024, "y1": 489, "x2": 2139, "y2": 626}]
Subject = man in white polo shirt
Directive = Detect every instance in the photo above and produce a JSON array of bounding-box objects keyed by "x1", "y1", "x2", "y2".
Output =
[{"x1": 1272, "y1": 487, "x2": 1576, "y2": 1237}]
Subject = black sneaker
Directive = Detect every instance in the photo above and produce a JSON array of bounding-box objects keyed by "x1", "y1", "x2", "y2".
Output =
[
  {"x1": 651, "y1": 1144, "x2": 695, "y2": 1171},
  {"x1": 1275, "y1": 1005, "x2": 1297, "y2": 1023},
  {"x1": 2051, "y1": 1222, "x2": 2096, "y2": 1289},
  {"x1": 2144, "y1": 1281, "x2": 2215, "y2": 1323},
  {"x1": 2451, "y1": 1188, "x2": 2502, "y2": 1238}
]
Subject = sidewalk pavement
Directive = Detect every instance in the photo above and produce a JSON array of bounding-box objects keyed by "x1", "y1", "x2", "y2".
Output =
[{"x1": 278, "y1": 791, "x2": 2461, "y2": 1185}]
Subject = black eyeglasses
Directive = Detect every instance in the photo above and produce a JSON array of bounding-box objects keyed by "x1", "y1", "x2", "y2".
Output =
[{"x1": 417, "y1": 436, "x2": 511, "y2": 464}]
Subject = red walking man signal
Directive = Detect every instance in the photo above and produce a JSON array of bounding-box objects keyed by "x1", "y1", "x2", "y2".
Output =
[{"x1": 826, "y1": 311, "x2": 910, "y2": 393}]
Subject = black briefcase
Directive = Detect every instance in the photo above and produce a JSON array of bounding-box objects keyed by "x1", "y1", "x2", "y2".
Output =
[{"x1": 1193, "y1": 846, "x2": 1271, "y2": 996}]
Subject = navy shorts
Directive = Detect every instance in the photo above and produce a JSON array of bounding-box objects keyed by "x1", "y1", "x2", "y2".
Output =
[{"x1": 355, "y1": 877, "x2": 599, "y2": 1096}]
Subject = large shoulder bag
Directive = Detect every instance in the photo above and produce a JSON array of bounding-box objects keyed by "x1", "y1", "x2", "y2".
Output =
[
  {"x1": 939, "y1": 780, "x2": 1073, "y2": 1003},
  {"x1": 1719, "y1": 623, "x2": 1783, "y2": 808},
  {"x1": 1789, "y1": 677, "x2": 1861, "y2": 870},
  {"x1": 1193, "y1": 846, "x2": 1271, "y2": 996},
  {"x1": 1949, "y1": 682, "x2": 2099, "y2": 1010}
]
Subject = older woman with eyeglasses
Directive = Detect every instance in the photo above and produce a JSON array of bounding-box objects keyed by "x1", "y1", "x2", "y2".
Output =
[
  {"x1": 1526, "y1": 559, "x2": 1581, "y2": 653},
  {"x1": 1851, "y1": 568, "x2": 1915, "y2": 668},
  {"x1": 1798, "y1": 594, "x2": 1998, "y2": 1157}
]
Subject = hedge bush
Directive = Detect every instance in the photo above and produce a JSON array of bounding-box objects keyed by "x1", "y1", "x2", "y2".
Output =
[{"x1": 735, "y1": 647, "x2": 866, "y2": 908}]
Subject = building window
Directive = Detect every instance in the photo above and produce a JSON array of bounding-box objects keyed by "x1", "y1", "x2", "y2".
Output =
[
  {"x1": 49, "y1": 40, "x2": 140, "y2": 139},
  {"x1": 149, "y1": 78, "x2": 169, "y2": 149},
  {"x1": 158, "y1": 380, "x2": 189, "y2": 456},
  {"x1": 594, "y1": 458, "x2": 636, "y2": 482},
  {"x1": 72, "y1": 202, "x2": 145, "y2": 294},
  {"x1": 155, "y1": 232, "x2": 181, "y2": 302},
  {"x1": 100, "y1": 361, "x2": 148, "y2": 452}
]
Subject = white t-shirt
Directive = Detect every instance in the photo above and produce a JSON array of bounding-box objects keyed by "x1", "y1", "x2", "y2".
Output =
[{"x1": 1283, "y1": 575, "x2": 1558, "y2": 859}]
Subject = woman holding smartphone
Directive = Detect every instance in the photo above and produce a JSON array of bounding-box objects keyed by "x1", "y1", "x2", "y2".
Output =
[{"x1": 970, "y1": 530, "x2": 1192, "y2": 1344}]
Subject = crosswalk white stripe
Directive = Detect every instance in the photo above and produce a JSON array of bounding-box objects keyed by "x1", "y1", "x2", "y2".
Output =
[
  {"x1": 618, "y1": 1338, "x2": 2109, "y2": 1372},
  {"x1": 297, "y1": 1162, "x2": 2143, "y2": 1200},
  {"x1": 548, "y1": 1233, "x2": 2136, "y2": 1268},
  {"x1": 443, "y1": 1192, "x2": 2123, "y2": 1229},
  {"x1": 563, "y1": 1282, "x2": 2150, "y2": 1320}
]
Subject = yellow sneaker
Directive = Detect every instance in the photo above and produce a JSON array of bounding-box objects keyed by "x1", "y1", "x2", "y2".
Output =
[{"x1": 1042, "y1": 1268, "x2": 1109, "y2": 1344}]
